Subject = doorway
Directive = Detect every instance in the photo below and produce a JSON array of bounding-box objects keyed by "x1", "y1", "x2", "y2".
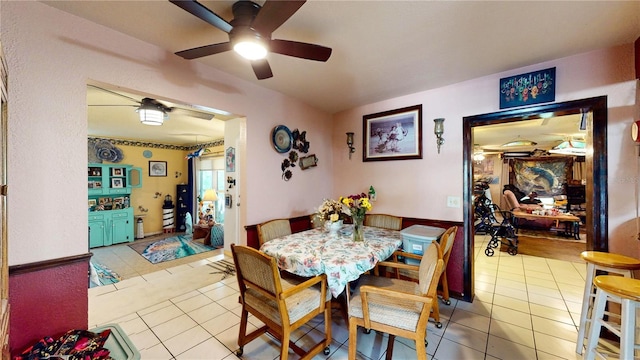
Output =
[{"x1": 460, "y1": 96, "x2": 608, "y2": 302}]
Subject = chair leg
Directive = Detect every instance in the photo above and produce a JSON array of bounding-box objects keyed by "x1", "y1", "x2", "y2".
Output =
[
  {"x1": 280, "y1": 327, "x2": 291, "y2": 360},
  {"x1": 324, "y1": 302, "x2": 332, "y2": 354},
  {"x1": 348, "y1": 319, "x2": 358, "y2": 360},
  {"x1": 584, "y1": 287, "x2": 608, "y2": 360},
  {"x1": 415, "y1": 334, "x2": 428, "y2": 360},
  {"x1": 576, "y1": 263, "x2": 596, "y2": 355},
  {"x1": 440, "y1": 271, "x2": 451, "y2": 305},
  {"x1": 385, "y1": 335, "x2": 395, "y2": 360},
  {"x1": 235, "y1": 308, "x2": 249, "y2": 356},
  {"x1": 431, "y1": 298, "x2": 442, "y2": 328}
]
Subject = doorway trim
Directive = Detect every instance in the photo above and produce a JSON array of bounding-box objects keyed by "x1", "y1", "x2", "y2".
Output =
[{"x1": 462, "y1": 96, "x2": 608, "y2": 302}]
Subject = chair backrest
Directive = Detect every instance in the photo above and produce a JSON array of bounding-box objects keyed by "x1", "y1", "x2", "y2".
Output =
[
  {"x1": 503, "y1": 190, "x2": 520, "y2": 211},
  {"x1": 231, "y1": 243, "x2": 281, "y2": 297},
  {"x1": 257, "y1": 219, "x2": 292, "y2": 247},
  {"x1": 439, "y1": 226, "x2": 458, "y2": 266},
  {"x1": 418, "y1": 242, "x2": 444, "y2": 295},
  {"x1": 364, "y1": 214, "x2": 402, "y2": 231}
]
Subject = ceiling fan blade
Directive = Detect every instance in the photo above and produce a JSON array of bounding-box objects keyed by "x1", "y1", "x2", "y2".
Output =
[
  {"x1": 175, "y1": 42, "x2": 232, "y2": 59},
  {"x1": 270, "y1": 39, "x2": 332, "y2": 62},
  {"x1": 170, "y1": 0, "x2": 232, "y2": 33},
  {"x1": 251, "y1": 59, "x2": 273, "y2": 80},
  {"x1": 170, "y1": 108, "x2": 214, "y2": 121},
  {"x1": 88, "y1": 84, "x2": 140, "y2": 104},
  {"x1": 251, "y1": 0, "x2": 305, "y2": 35}
]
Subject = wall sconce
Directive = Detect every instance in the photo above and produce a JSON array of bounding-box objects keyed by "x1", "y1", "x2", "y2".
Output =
[
  {"x1": 346, "y1": 132, "x2": 355, "y2": 159},
  {"x1": 434, "y1": 118, "x2": 445, "y2": 154}
]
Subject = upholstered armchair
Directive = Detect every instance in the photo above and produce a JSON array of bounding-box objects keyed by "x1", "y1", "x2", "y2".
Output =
[
  {"x1": 503, "y1": 190, "x2": 543, "y2": 212},
  {"x1": 349, "y1": 242, "x2": 444, "y2": 360},
  {"x1": 231, "y1": 244, "x2": 332, "y2": 359}
]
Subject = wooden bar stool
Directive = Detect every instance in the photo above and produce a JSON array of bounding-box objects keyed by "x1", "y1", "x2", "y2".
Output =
[
  {"x1": 584, "y1": 275, "x2": 640, "y2": 360},
  {"x1": 576, "y1": 251, "x2": 640, "y2": 355}
]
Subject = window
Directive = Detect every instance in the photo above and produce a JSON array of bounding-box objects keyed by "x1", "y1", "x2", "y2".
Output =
[{"x1": 197, "y1": 156, "x2": 225, "y2": 223}]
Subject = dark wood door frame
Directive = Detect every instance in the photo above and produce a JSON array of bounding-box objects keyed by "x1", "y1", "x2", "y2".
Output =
[{"x1": 462, "y1": 96, "x2": 608, "y2": 302}]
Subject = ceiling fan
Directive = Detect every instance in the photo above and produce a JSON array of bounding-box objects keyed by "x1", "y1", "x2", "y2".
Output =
[
  {"x1": 170, "y1": 0, "x2": 332, "y2": 80},
  {"x1": 88, "y1": 85, "x2": 217, "y2": 125}
]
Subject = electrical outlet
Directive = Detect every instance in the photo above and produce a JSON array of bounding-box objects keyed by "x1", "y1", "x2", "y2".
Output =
[{"x1": 447, "y1": 196, "x2": 461, "y2": 208}]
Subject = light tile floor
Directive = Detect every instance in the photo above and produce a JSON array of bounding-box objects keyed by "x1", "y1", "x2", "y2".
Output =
[{"x1": 89, "y1": 234, "x2": 593, "y2": 359}]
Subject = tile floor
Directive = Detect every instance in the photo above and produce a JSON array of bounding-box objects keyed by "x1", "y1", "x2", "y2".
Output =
[{"x1": 89, "y1": 233, "x2": 595, "y2": 359}]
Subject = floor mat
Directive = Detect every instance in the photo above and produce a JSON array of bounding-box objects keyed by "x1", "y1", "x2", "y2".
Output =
[
  {"x1": 89, "y1": 261, "x2": 122, "y2": 287},
  {"x1": 128, "y1": 234, "x2": 217, "y2": 264}
]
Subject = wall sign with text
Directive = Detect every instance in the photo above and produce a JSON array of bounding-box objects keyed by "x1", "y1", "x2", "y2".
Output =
[{"x1": 500, "y1": 67, "x2": 555, "y2": 109}]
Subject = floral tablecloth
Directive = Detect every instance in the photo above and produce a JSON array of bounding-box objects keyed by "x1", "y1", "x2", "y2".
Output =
[{"x1": 260, "y1": 226, "x2": 402, "y2": 297}]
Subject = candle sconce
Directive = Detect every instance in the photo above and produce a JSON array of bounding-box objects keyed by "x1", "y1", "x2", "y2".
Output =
[
  {"x1": 434, "y1": 118, "x2": 445, "y2": 154},
  {"x1": 346, "y1": 132, "x2": 355, "y2": 159}
]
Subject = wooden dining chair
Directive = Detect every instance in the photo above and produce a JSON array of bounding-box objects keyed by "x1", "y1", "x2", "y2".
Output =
[
  {"x1": 364, "y1": 214, "x2": 403, "y2": 231},
  {"x1": 348, "y1": 242, "x2": 444, "y2": 360},
  {"x1": 231, "y1": 244, "x2": 332, "y2": 359},
  {"x1": 257, "y1": 218, "x2": 292, "y2": 247},
  {"x1": 380, "y1": 225, "x2": 457, "y2": 328}
]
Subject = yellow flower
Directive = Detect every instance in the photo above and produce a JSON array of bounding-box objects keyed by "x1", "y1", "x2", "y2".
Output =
[{"x1": 329, "y1": 213, "x2": 339, "y2": 222}]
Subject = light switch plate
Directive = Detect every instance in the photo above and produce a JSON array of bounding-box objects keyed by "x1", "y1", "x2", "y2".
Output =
[{"x1": 447, "y1": 196, "x2": 461, "y2": 208}]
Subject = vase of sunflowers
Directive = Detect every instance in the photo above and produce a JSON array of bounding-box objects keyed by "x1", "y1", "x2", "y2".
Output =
[{"x1": 340, "y1": 193, "x2": 372, "y2": 242}]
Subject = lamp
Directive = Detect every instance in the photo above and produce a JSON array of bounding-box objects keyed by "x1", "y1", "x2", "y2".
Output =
[
  {"x1": 202, "y1": 189, "x2": 218, "y2": 224},
  {"x1": 137, "y1": 98, "x2": 167, "y2": 126},
  {"x1": 346, "y1": 132, "x2": 355, "y2": 159},
  {"x1": 434, "y1": 118, "x2": 445, "y2": 154}
]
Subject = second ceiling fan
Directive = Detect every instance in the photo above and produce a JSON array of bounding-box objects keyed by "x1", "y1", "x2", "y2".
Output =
[{"x1": 170, "y1": 0, "x2": 332, "y2": 80}]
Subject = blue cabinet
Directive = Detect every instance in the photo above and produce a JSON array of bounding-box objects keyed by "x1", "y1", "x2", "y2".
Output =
[{"x1": 88, "y1": 164, "x2": 140, "y2": 248}]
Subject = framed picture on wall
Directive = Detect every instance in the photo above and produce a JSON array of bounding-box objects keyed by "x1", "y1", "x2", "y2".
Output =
[
  {"x1": 225, "y1": 147, "x2": 235, "y2": 172},
  {"x1": 363, "y1": 104, "x2": 423, "y2": 162},
  {"x1": 149, "y1": 161, "x2": 167, "y2": 177}
]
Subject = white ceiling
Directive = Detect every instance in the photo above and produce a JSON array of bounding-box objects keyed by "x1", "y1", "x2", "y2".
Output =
[{"x1": 45, "y1": 1, "x2": 639, "y2": 146}]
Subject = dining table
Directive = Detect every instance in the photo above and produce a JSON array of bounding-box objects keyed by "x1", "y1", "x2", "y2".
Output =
[{"x1": 259, "y1": 225, "x2": 403, "y2": 298}]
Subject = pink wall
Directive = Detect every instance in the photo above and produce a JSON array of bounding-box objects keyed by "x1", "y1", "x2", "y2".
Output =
[
  {"x1": 333, "y1": 44, "x2": 638, "y2": 259},
  {"x1": 2, "y1": 0, "x2": 638, "y2": 353}
]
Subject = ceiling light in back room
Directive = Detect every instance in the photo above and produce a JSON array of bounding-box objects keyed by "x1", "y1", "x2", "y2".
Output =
[{"x1": 501, "y1": 136, "x2": 537, "y2": 147}]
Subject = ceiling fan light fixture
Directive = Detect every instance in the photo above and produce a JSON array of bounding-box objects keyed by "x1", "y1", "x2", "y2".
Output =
[
  {"x1": 136, "y1": 100, "x2": 166, "y2": 126},
  {"x1": 234, "y1": 41, "x2": 267, "y2": 60},
  {"x1": 232, "y1": 30, "x2": 268, "y2": 60}
]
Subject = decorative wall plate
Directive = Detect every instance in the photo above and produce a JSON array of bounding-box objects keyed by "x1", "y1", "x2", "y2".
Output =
[
  {"x1": 143, "y1": 150, "x2": 153, "y2": 158},
  {"x1": 272, "y1": 125, "x2": 293, "y2": 153}
]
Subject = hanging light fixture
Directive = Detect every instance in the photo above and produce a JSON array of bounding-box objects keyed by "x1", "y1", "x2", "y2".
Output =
[
  {"x1": 137, "y1": 98, "x2": 167, "y2": 126},
  {"x1": 501, "y1": 135, "x2": 537, "y2": 147},
  {"x1": 548, "y1": 139, "x2": 586, "y2": 155},
  {"x1": 473, "y1": 145, "x2": 485, "y2": 163}
]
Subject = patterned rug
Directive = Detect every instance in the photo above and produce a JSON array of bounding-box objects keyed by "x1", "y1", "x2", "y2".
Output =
[
  {"x1": 129, "y1": 234, "x2": 217, "y2": 264},
  {"x1": 89, "y1": 261, "x2": 121, "y2": 287}
]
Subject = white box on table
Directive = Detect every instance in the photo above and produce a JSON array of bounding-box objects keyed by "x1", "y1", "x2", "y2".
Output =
[{"x1": 401, "y1": 225, "x2": 446, "y2": 264}]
